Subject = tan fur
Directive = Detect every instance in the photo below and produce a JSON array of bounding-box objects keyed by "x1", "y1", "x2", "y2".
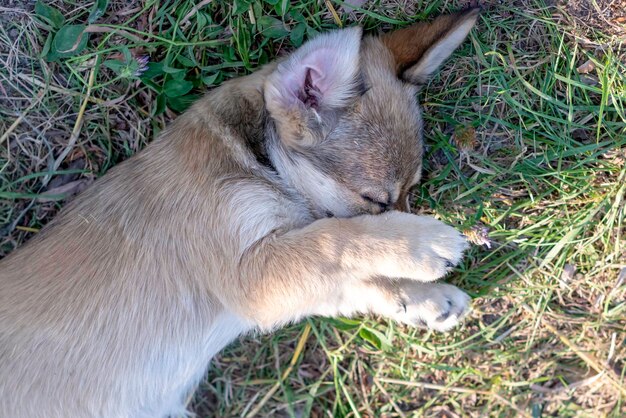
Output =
[
  {"x1": 0, "y1": 9, "x2": 479, "y2": 417},
  {"x1": 383, "y1": 8, "x2": 480, "y2": 84}
]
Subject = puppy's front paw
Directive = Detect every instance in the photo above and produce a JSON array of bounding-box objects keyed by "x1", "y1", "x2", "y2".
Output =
[
  {"x1": 405, "y1": 218, "x2": 469, "y2": 282},
  {"x1": 362, "y1": 213, "x2": 468, "y2": 282},
  {"x1": 393, "y1": 282, "x2": 471, "y2": 332}
]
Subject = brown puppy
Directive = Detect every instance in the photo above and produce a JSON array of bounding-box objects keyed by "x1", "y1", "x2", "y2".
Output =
[{"x1": 0, "y1": 9, "x2": 480, "y2": 417}]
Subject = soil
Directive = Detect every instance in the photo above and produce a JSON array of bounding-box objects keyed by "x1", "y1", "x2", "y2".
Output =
[
  {"x1": 561, "y1": 0, "x2": 626, "y2": 38},
  {"x1": 0, "y1": 0, "x2": 34, "y2": 9}
]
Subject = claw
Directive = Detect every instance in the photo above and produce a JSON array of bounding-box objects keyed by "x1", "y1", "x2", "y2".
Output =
[{"x1": 435, "y1": 299, "x2": 453, "y2": 321}]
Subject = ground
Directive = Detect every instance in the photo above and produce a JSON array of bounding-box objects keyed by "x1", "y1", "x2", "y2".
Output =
[{"x1": 1, "y1": 0, "x2": 625, "y2": 417}]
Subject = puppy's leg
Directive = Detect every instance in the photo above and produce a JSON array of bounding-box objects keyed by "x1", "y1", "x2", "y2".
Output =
[
  {"x1": 326, "y1": 279, "x2": 471, "y2": 332},
  {"x1": 223, "y1": 211, "x2": 469, "y2": 329}
]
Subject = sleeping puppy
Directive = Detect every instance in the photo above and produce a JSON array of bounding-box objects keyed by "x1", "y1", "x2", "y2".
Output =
[{"x1": 0, "y1": 8, "x2": 480, "y2": 417}]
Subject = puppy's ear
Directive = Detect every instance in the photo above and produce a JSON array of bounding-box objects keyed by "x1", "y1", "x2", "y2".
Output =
[
  {"x1": 382, "y1": 8, "x2": 479, "y2": 85},
  {"x1": 265, "y1": 27, "x2": 363, "y2": 146}
]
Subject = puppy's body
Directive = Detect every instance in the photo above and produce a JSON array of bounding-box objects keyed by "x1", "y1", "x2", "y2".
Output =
[{"x1": 0, "y1": 10, "x2": 479, "y2": 417}]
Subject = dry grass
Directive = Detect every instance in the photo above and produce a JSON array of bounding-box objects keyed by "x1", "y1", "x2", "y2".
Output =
[{"x1": 1, "y1": 0, "x2": 625, "y2": 416}]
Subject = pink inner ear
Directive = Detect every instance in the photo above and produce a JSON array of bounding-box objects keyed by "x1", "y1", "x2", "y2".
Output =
[
  {"x1": 303, "y1": 49, "x2": 333, "y2": 96},
  {"x1": 301, "y1": 67, "x2": 322, "y2": 108},
  {"x1": 280, "y1": 48, "x2": 337, "y2": 109},
  {"x1": 268, "y1": 25, "x2": 363, "y2": 113}
]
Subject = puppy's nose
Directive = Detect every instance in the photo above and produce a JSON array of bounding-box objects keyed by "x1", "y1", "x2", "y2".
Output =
[{"x1": 360, "y1": 190, "x2": 393, "y2": 213}]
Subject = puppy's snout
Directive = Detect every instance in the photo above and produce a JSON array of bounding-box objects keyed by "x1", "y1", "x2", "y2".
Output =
[{"x1": 360, "y1": 190, "x2": 394, "y2": 214}]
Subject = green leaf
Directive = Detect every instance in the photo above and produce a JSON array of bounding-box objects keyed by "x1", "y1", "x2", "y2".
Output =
[
  {"x1": 171, "y1": 70, "x2": 187, "y2": 81},
  {"x1": 233, "y1": 0, "x2": 253, "y2": 15},
  {"x1": 103, "y1": 59, "x2": 126, "y2": 74},
  {"x1": 176, "y1": 55, "x2": 196, "y2": 68},
  {"x1": 88, "y1": 0, "x2": 109, "y2": 24},
  {"x1": 257, "y1": 49, "x2": 270, "y2": 66},
  {"x1": 329, "y1": 317, "x2": 362, "y2": 331},
  {"x1": 257, "y1": 16, "x2": 289, "y2": 39},
  {"x1": 233, "y1": 15, "x2": 251, "y2": 68},
  {"x1": 103, "y1": 59, "x2": 138, "y2": 78},
  {"x1": 140, "y1": 61, "x2": 164, "y2": 80},
  {"x1": 222, "y1": 45, "x2": 237, "y2": 62},
  {"x1": 154, "y1": 93, "x2": 167, "y2": 116},
  {"x1": 196, "y1": 12, "x2": 208, "y2": 30},
  {"x1": 202, "y1": 73, "x2": 220, "y2": 86},
  {"x1": 290, "y1": 22, "x2": 306, "y2": 47},
  {"x1": 275, "y1": 0, "x2": 290, "y2": 17},
  {"x1": 120, "y1": 45, "x2": 132, "y2": 63},
  {"x1": 35, "y1": 1, "x2": 65, "y2": 29},
  {"x1": 306, "y1": 25, "x2": 319, "y2": 38},
  {"x1": 161, "y1": 63, "x2": 187, "y2": 81},
  {"x1": 359, "y1": 327, "x2": 392, "y2": 351},
  {"x1": 140, "y1": 78, "x2": 160, "y2": 93},
  {"x1": 288, "y1": 9, "x2": 305, "y2": 23},
  {"x1": 164, "y1": 79, "x2": 194, "y2": 97},
  {"x1": 52, "y1": 25, "x2": 89, "y2": 58},
  {"x1": 162, "y1": 64, "x2": 186, "y2": 75},
  {"x1": 252, "y1": 1, "x2": 263, "y2": 18},
  {"x1": 167, "y1": 94, "x2": 199, "y2": 112},
  {"x1": 40, "y1": 34, "x2": 53, "y2": 58}
]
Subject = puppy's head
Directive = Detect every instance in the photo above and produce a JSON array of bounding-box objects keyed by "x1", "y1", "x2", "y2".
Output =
[{"x1": 264, "y1": 8, "x2": 479, "y2": 218}]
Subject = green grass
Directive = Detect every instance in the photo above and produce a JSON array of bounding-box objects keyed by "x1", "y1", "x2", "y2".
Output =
[{"x1": 1, "y1": 0, "x2": 625, "y2": 416}]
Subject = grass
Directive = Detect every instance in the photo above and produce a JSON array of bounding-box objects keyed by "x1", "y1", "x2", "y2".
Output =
[{"x1": 1, "y1": 0, "x2": 625, "y2": 416}]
